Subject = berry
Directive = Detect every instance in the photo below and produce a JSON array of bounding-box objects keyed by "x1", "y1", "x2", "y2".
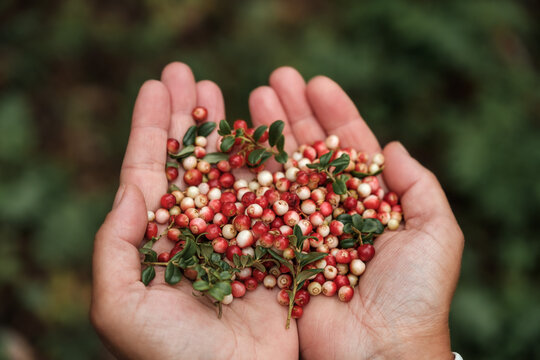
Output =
[
  {"x1": 358, "y1": 244, "x2": 375, "y2": 262},
  {"x1": 192, "y1": 106, "x2": 208, "y2": 122}
]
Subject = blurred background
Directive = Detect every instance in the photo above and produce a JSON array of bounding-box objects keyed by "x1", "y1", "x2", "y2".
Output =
[{"x1": 1, "y1": 0, "x2": 539, "y2": 359}]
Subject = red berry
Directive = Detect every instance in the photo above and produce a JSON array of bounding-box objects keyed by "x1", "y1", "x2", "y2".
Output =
[
  {"x1": 335, "y1": 249, "x2": 352, "y2": 264},
  {"x1": 338, "y1": 285, "x2": 354, "y2": 302},
  {"x1": 192, "y1": 106, "x2": 208, "y2": 122},
  {"x1": 219, "y1": 173, "x2": 235, "y2": 188},
  {"x1": 160, "y1": 193, "x2": 176, "y2": 209},
  {"x1": 157, "y1": 252, "x2": 170, "y2": 262},
  {"x1": 244, "y1": 277, "x2": 258, "y2": 291},
  {"x1": 184, "y1": 169, "x2": 203, "y2": 186},
  {"x1": 357, "y1": 244, "x2": 375, "y2": 262},
  {"x1": 212, "y1": 237, "x2": 228, "y2": 253},
  {"x1": 233, "y1": 119, "x2": 248, "y2": 131},
  {"x1": 277, "y1": 289, "x2": 290, "y2": 306},
  {"x1": 334, "y1": 274, "x2": 350, "y2": 289},
  {"x1": 226, "y1": 245, "x2": 242, "y2": 261},
  {"x1": 145, "y1": 222, "x2": 158, "y2": 239},
  {"x1": 291, "y1": 305, "x2": 303, "y2": 319},
  {"x1": 294, "y1": 289, "x2": 311, "y2": 307},
  {"x1": 166, "y1": 166, "x2": 179, "y2": 181},
  {"x1": 231, "y1": 280, "x2": 246, "y2": 298},
  {"x1": 166, "y1": 138, "x2": 180, "y2": 154},
  {"x1": 229, "y1": 154, "x2": 245, "y2": 168}
]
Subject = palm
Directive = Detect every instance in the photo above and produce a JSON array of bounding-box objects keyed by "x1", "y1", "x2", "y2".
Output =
[
  {"x1": 92, "y1": 63, "x2": 297, "y2": 359},
  {"x1": 246, "y1": 67, "x2": 462, "y2": 359}
]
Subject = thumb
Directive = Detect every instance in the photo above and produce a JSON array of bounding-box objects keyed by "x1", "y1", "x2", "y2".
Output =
[
  {"x1": 382, "y1": 142, "x2": 463, "y2": 247},
  {"x1": 93, "y1": 183, "x2": 148, "y2": 294}
]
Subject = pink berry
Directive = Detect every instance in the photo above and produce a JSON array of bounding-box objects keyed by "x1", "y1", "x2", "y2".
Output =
[
  {"x1": 192, "y1": 106, "x2": 208, "y2": 122},
  {"x1": 231, "y1": 280, "x2": 246, "y2": 298},
  {"x1": 338, "y1": 285, "x2": 354, "y2": 302},
  {"x1": 322, "y1": 281, "x2": 337, "y2": 296}
]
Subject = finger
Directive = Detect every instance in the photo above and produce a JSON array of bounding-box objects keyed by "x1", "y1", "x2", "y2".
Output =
[
  {"x1": 161, "y1": 62, "x2": 197, "y2": 141},
  {"x1": 249, "y1": 86, "x2": 298, "y2": 153},
  {"x1": 93, "y1": 184, "x2": 147, "y2": 295},
  {"x1": 382, "y1": 142, "x2": 463, "y2": 246},
  {"x1": 306, "y1": 76, "x2": 381, "y2": 153},
  {"x1": 120, "y1": 80, "x2": 170, "y2": 210},
  {"x1": 269, "y1": 67, "x2": 326, "y2": 145},
  {"x1": 196, "y1": 80, "x2": 225, "y2": 153}
]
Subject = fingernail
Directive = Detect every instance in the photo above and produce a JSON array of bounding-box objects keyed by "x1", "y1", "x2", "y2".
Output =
[{"x1": 113, "y1": 183, "x2": 127, "y2": 209}]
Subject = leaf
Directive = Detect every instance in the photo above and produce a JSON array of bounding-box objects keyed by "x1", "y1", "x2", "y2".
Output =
[
  {"x1": 247, "y1": 148, "x2": 266, "y2": 165},
  {"x1": 207, "y1": 286, "x2": 225, "y2": 301},
  {"x1": 233, "y1": 254, "x2": 242, "y2": 268},
  {"x1": 197, "y1": 122, "x2": 216, "y2": 137},
  {"x1": 203, "y1": 152, "x2": 229, "y2": 164},
  {"x1": 255, "y1": 246, "x2": 266, "y2": 259},
  {"x1": 220, "y1": 136, "x2": 235, "y2": 152},
  {"x1": 339, "y1": 238, "x2": 356, "y2": 248},
  {"x1": 199, "y1": 242, "x2": 213, "y2": 260},
  {"x1": 171, "y1": 238, "x2": 197, "y2": 263},
  {"x1": 352, "y1": 214, "x2": 364, "y2": 229},
  {"x1": 275, "y1": 150, "x2": 288, "y2": 164},
  {"x1": 240, "y1": 254, "x2": 250, "y2": 267},
  {"x1": 219, "y1": 271, "x2": 232, "y2": 281},
  {"x1": 193, "y1": 280, "x2": 210, "y2": 291},
  {"x1": 343, "y1": 223, "x2": 353, "y2": 234},
  {"x1": 296, "y1": 268, "x2": 324, "y2": 284},
  {"x1": 211, "y1": 253, "x2": 222, "y2": 264},
  {"x1": 276, "y1": 134, "x2": 285, "y2": 152},
  {"x1": 332, "y1": 177, "x2": 347, "y2": 195},
  {"x1": 141, "y1": 266, "x2": 155, "y2": 286},
  {"x1": 139, "y1": 248, "x2": 157, "y2": 262},
  {"x1": 306, "y1": 163, "x2": 323, "y2": 170},
  {"x1": 253, "y1": 262, "x2": 266, "y2": 273},
  {"x1": 268, "y1": 120, "x2": 285, "y2": 146},
  {"x1": 319, "y1": 150, "x2": 334, "y2": 166},
  {"x1": 165, "y1": 262, "x2": 182, "y2": 285},
  {"x1": 351, "y1": 167, "x2": 384, "y2": 179},
  {"x1": 171, "y1": 145, "x2": 195, "y2": 159},
  {"x1": 253, "y1": 125, "x2": 268, "y2": 142},
  {"x1": 299, "y1": 252, "x2": 327, "y2": 268},
  {"x1": 337, "y1": 213, "x2": 352, "y2": 224},
  {"x1": 214, "y1": 281, "x2": 232, "y2": 296},
  {"x1": 293, "y1": 225, "x2": 304, "y2": 249},
  {"x1": 268, "y1": 249, "x2": 294, "y2": 273},
  {"x1": 217, "y1": 120, "x2": 231, "y2": 136},
  {"x1": 330, "y1": 154, "x2": 350, "y2": 174},
  {"x1": 361, "y1": 218, "x2": 384, "y2": 234},
  {"x1": 166, "y1": 161, "x2": 179, "y2": 169},
  {"x1": 183, "y1": 125, "x2": 197, "y2": 146}
]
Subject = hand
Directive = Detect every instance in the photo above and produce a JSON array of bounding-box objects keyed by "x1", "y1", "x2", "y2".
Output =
[
  {"x1": 247, "y1": 67, "x2": 463, "y2": 359},
  {"x1": 91, "y1": 63, "x2": 299, "y2": 359}
]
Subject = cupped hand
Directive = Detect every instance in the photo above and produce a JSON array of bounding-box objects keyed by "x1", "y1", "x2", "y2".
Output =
[
  {"x1": 248, "y1": 67, "x2": 463, "y2": 360},
  {"x1": 91, "y1": 63, "x2": 298, "y2": 360}
]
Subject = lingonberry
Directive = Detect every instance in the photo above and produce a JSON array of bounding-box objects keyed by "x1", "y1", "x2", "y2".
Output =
[
  {"x1": 294, "y1": 289, "x2": 311, "y2": 307},
  {"x1": 184, "y1": 169, "x2": 203, "y2": 186},
  {"x1": 192, "y1": 106, "x2": 208, "y2": 122},
  {"x1": 322, "y1": 281, "x2": 337, "y2": 296},
  {"x1": 338, "y1": 285, "x2": 354, "y2": 302},
  {"x1": 335, "y1": 249, "x2": 352, "y2": 264},
  {"x1": 244, "y1": 277, "x2": 258, "y2": 291},
  {"x1": 277, "y1": 289, "x2": 290, "y2": 306},
  {"x1": 145, "y1": 222, "x2": 158, "y2": 239},
  {"x1": 166, "y1": 166, "x2": 178, "y2": 181},
  {"x1": 358, "y1": 244, "x2": 375, "y2": 262},
  {"x1": 231, "y1": 280, "x2": 246, "y2": 298},
  {"x1": 157, "y1": 252, "x2": 170, "y2": 263},
  {"x1": 334, "y1": 274, "x2": 350, "y2": 289},
  {"x1": 212, "y1": 237, "x2": 228, "y2": 253}
]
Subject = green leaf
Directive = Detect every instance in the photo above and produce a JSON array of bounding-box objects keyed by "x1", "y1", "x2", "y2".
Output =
[
  {"x1": 139, "y1": 248, "x2": 157, "y2": 262},
  {"x1": 268, "y1": 120, "x2": 285, "y2": 146},
  {"x1": 247, "y1": 148, "x2": 266, "y2": 165},
  {"x1": 220, "y1": 136, "x2": 235, "y2": 152},
  {"x1": 337, "y1": 213, "x2": 352, "y2": 224},
  {"x1": 319, "y1": 150, "x2": 334, "y2": 166},
  {"x1": 171, "y1": 145, "x2": 195, "y2": 159},
  {"x1": 193, "y1": 280, "x2": 210, "y2": 291},
  {"x1": 293, "y1": 225, "x2": 304, "y2": 250},
  {"x1": 351, "y1": 167, "x2": 384, "y2": 179},
  {"x1": 339, "y1": 238, "x2": 356, "y2": 249},
  {"x1": 141, "y1": 266, "x2": 155, "y2": 286},
  {"x1": 199, "y1": 242, "x2": 213, "y2": 260},
  {"x1": 183, "y1": 125, "x2": 197, "y2": 146},
  {"x1": 171, "y1": 238, "x2": 198, "y2": 263},
  {"x1": 299, "y1": 252, "x2": 327, "y2": 268},
  {"x1": 253, "y1": 125, "x2": 268, "y2": 142},
  {"x1": 165, "y1": 262, "x2": 182, "y2": 285},
  {"x1": 240, "y1": 254, "x2": 250, "y2": 267},
  {"x1": 217, "y1": 120, "x2": 231, "y2": 136},
  {"x1": 276, "y1": 134, "x2": 285, "y2": 151},
  {"x1": 214, "y1": 281, "x2": 232, "y2": 296},
  {"x1": 255, "y1": 246, "x2": 266, "y2": 259},
  {"x1": 233, "y1": 253, "x2": 242, "y2": 268},
  {"x1": 268, "y1": 249, "x2": 294, "y2": 273},
  {"x1": 253, "y1": 261, "x2": 266, "y2": 273},
  {"x1": 332, "y1": 178, "x2": 347, "y2": 195},
  {"x1": 352, "y1": 214, "x2": 364, "y2": 229},
  {"x1": 275, "y1": 150, "x2": 288, "y2": 164},
  {"x1": 361, "y1": 218, "x2": 384, "y2": 234},
  {"x1": 211, "y1": 253, "x2": 222, "y2": 264},
  {"x1": 330, "y1": 154, "x2": 350, "y2": 174},
  {"x1": 203, "y1": 152, "x2": 229, "y2": 164},
  {"x1": 296, "y1": 268, "x2": 324, "y2": 284},
  {"x1": 197, "y1": 122, "x2": 216, "y2": 137},
  {"x1": 306, "y1": 163, "x2": 323, "y2": 170},
  {"x1": 166, "y1": 161, "x2": 179, "y2": 169},
  {"x1": 207, "y1": 286, "x2": 224, "y2": 301},
  {"x1": 344, "y1": 223, "x2": 353, "y2": 234},
  {"x1": 219, "y1": 271, "x2": 232, "y2": 281}
]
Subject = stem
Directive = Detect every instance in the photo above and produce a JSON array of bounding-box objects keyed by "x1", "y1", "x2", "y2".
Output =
[
  {"x1": 352, "y1": 228, "x2": 364, "y2": 245},
  {"x1": 142, "y1": 261, "x2": 168, "y2": 266},
  {"x1": 286, "y1": 264, "x2": 300, "y2": 329},
  {"x1": 217, "y1": 302, "x2": 223, "y2": 319}
]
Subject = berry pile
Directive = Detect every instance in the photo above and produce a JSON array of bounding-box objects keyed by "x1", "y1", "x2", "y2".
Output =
[{"x1": 140, "y1": 107, "x2": 403, "y2": 328}]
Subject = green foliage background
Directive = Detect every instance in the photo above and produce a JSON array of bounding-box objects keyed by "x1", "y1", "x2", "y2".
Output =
[{"x1": 1, "y1": 1, "x2": 539, "y2": 359}]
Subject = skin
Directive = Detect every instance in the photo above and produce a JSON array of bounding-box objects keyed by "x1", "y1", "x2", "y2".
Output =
[{"x1": 92, "y1": 63, "x2": 463, "y2": 360}]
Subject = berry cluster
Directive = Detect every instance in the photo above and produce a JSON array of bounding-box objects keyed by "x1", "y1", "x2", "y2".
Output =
[{"x1": 140, "y1": 107, "x2": 403, "y2": 328}]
